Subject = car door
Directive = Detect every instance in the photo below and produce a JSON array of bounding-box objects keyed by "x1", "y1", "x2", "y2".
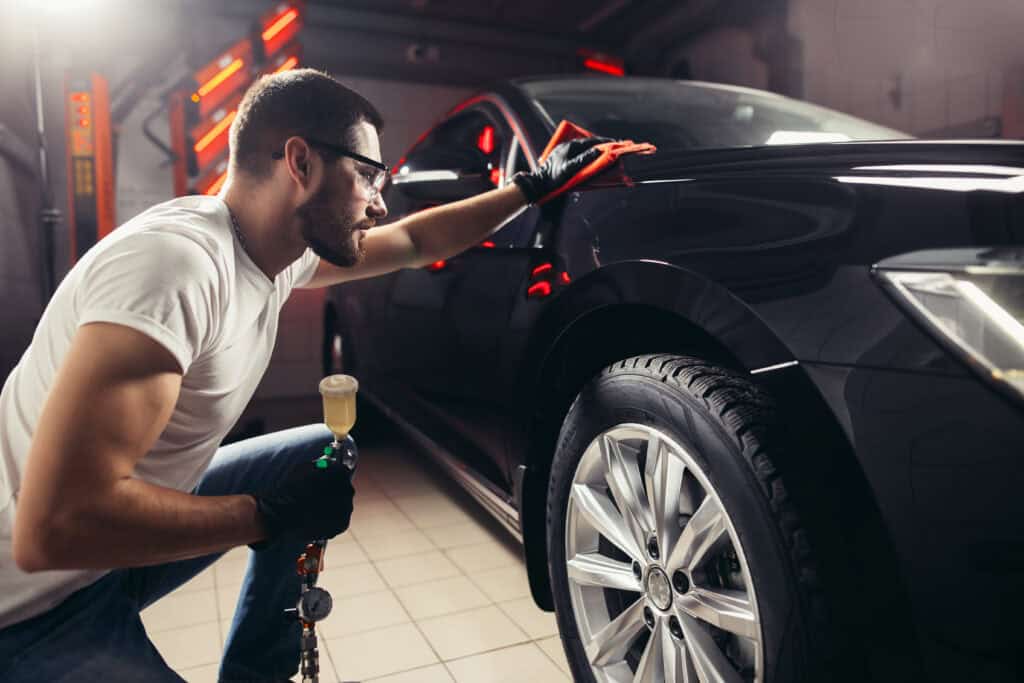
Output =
[{"x1": 373, "y1": 101, "x2": 546, "y2": 491}]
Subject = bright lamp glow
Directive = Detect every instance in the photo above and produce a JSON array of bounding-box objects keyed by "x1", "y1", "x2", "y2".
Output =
[{"x1": 765, "y1": 131, "x2": 851, "y2": 145}]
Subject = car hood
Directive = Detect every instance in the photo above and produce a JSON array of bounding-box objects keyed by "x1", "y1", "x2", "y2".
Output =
[{"x1": 623, "y1": 140, "x2": 1024, "y2": 185}]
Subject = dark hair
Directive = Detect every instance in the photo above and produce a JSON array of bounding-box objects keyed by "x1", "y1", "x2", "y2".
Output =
[{"x1": 229, "y1": 68, "x2": 383, "y2": 178}]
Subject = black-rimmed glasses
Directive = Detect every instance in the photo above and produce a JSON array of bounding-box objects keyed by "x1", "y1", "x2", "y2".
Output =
[{"x1": 272, "y1": 139, "x2": 390, "y2": 199}]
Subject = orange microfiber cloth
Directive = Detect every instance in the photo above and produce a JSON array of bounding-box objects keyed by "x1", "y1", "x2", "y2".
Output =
[{"x1": 535, "y1": 120, "x2": 657, "y2": 205}]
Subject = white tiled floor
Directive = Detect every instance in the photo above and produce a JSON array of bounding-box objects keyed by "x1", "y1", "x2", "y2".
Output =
[{"x1": 142, "y1": 429, "x2": 571, "y2": 682}]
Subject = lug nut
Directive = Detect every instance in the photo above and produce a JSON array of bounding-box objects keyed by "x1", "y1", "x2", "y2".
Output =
[
  {"x1": 632, "y1": 562, "x2": 642, "y2": 580},
  {"x1": 672, "y1": 570, "x2": 690, "y2": 593},
  {"x1": 643, "y1": 606, "x2": 655, "y2": 629},
  {"x1": 646, "y1": 537, "x2": 660, "y2": 560},
  {"x1": 668, "y1": 616, "x2": 683, "y2": 639}
]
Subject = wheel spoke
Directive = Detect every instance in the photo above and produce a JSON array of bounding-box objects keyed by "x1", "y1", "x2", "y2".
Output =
[
  {"x1": 601, "y1": 435, "x2": 653, "y2": 556},
  {"x1": 585, "y1": 597, "x2": 647, "y2": 667},
  {"x1": 567, "y1": 552, "x2": 642, "y2": 592},
  {"x1": 571, "y1": 483, "x2": 644, "y2": 562},
  {"x1": 660, "y1": 620, "x2": 688, "y2": 683},
  {"x1": 667, "y1": 494, "x2": 728, "y2": 572},
  {"x1": 643, "y1": 435, "x2": 685, "y2": 558},
  {"x1": 632, "y1": 621, "x2": 663, "y2": 683},
  {"x1": 678, "y1": 613, "x2": 744, "y2": 683},
  {"x1": 677, "y1": 587, "x2": 759, "y2": 640}
]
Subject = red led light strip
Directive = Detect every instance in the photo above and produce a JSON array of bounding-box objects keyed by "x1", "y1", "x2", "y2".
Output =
[
  {"x1": 263, "y1": 8, "x2": 298, "y2": 42},
  {"x1": 583, "y1": 58, "x2": 624, "y2": 76},
  {"x1": 194, "y1": 111, "x2": 236, "y2": 152},
  {"x1": 528, "y1": 281, "x2": 552, "y2": 298},
  {"x1": 274, "y1": 56, "x2": 299, "y2": 73},
  {"x1": 197, "y1": 58, "x2": 244, "y2": 98}
]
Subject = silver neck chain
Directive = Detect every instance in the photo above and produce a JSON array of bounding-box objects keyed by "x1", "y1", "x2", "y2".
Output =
[{"x1": 227, "y1": 206, "x2": 248, "y2": 255}]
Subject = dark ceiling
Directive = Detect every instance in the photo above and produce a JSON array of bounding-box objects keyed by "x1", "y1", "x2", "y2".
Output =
[
  {"x1": 308, "y1": 0, "x2": 687, "y2": 47},
  {"x1": 189, "y1": 0, "x2": 782, "y2": 87}
]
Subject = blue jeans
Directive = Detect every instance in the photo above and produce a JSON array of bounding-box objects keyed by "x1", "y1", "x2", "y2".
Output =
[{"x1": 0, "y1": 423, "x2": 336, "y2": 682}]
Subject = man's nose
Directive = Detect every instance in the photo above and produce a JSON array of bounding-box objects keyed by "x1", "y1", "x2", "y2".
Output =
[{"x1": 368, "y1": 193, "x2": 387, "y2": 219}]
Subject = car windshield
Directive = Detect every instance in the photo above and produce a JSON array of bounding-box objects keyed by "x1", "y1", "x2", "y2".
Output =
[{"x1": 524, "y1": 78, "x2": 910, "y2": 150}]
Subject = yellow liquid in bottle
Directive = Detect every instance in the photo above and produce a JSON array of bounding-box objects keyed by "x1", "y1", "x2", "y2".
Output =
[
  {"x1": 323, "y1": 392, "x2": 356, "y2": 439},
  {"x1": 320, "y1": 374, "x2": 359, "y2": 441}
]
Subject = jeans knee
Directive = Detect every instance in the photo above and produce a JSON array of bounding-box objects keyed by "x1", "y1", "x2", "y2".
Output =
[{"x1": 279, "y1": 424, "x2": 335, "y2": 462}]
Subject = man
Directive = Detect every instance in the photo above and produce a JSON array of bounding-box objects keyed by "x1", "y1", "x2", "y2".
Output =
[{"x1": 0, "y1": 69, "x2": 608, "y2": 681}]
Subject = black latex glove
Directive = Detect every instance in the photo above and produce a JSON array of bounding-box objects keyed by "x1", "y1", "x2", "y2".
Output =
[
  {"x1": 249, "y1": 438, "x2": 357, "y2": 550},
  {"x1": 511, "y1": 136, "x2": 614, "y2": 205}
]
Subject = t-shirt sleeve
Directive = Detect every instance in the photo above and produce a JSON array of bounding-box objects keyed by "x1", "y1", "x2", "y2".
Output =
[
  {"x1": 287, "y1": 247, "x2": 322, "y2": 289},
  {"x1": 76, "y1": 231, "x2": 223, "y2": 373}
]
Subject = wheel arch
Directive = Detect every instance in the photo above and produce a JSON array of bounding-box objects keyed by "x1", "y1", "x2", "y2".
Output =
[{"x1": 515, "y1": 261, "x2": 913, "y2": 663}]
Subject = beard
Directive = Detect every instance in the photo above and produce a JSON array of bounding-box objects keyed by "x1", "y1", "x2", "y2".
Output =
[{"x1": 297, "y1": 184, "x2": 369, "y2": 268}]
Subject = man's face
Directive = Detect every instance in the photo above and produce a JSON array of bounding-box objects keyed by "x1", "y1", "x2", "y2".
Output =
[{"x1": 297, "y1": 121, "x2": 387, "y2": 267}]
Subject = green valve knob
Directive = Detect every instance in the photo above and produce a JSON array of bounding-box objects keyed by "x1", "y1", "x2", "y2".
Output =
[
  {"x1": 316, "y1": 458, "x2": 329, "y2": 470},
  {"x1": 323, "y1": 446, "x2": 333, "y2": 456}
]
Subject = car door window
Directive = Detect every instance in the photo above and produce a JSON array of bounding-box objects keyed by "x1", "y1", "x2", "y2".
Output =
[
  {"x1": 392, "y1": 103, "x2": 533, "y2": 247},
  {"x1": 400, "y1": 109, "x2": 505, "y2": 182}
]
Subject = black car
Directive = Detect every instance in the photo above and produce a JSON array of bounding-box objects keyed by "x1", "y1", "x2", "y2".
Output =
[{"x1": 326, "y1": 77, "x2": 1024, "y2": 683}]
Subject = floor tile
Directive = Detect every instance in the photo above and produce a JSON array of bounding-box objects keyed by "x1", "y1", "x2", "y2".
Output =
[
  {"x1": 422, "y1": 521, "x2": 497, "y2": 549},
  {"x1": 217, "y1": 582, "x2": 243, "y2": 621},
  {"x1": 325, "y1": 622, "x2": 438, "y2": 681},
  {"x1": 446, "y1": 643, "x2": 569, "y2": 683},
  {"x1": 392, "y1": 496, "x2": 474, "y2": 529},
  {"x1": 359, "y1": 527, "x2": 436, "y2": 560},
  {"x1": 536, "y1": 636, "x2": 571, "y2": 676},
  {"x1": 468, "y1": 565, "x2": 532, "y2": 603},
  {"x1": 417, "y1": 605, "x2": 528, "y2": 661},
  {"x1": 141, "y1": 588, "x2": 218, "y2": 634},
  {"x1": 317, "y1": 589, "x2": 410, "y2": 639},
  {"x1": 318, "y1": 561, "x2": 388, "y2": 598},
  {"x1": 368, "y1": 663, "x2": 455, "y2": 682},
  {"x1": 444, "y1": 541, "x2": 521, "y2": 574},
  {"x1": 323, "y1": 537, "x2": 369, "y2": 567},
  {"x1": 174, "y1": 566, "x2": 216, "y2": 594},
  {"x1": 394, "y1": 575, "x2": 490, "y2": 620},
  {"x1": 213, "y1": 554, "x2": 249, "y2": 588},
  {"x1": 219, "y1": 620, "x2": 232, "y2": 649},
  {"x1": 151, "y1": 621, "x2": 222, "y2": 671},
  {"x1": 375, "y1": 550, "x2": 461, "y2": 588},
  {"x1": 350, "y1": 510, "x2": 417, "y2": 539},
  {"x1": 221, "y1": 546, "x2": 249, "y2": 563},
  {"x1": 497, "y1": 598, "x2": 559, "y2": 639},
  {"x1": 175, "y1": 662, "x2": 220, "y2": 683}
]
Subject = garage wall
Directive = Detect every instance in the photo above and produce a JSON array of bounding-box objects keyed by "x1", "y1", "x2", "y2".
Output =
[
  {"x1": 789, "y1": 0, "x2": 1023, "y2": 136},
  {"x1": 0, "y1": 4, "x2": 46, "y2": 379},
  {"x1": 671, "y1": 26, "x2": 770, "y2": 91}
]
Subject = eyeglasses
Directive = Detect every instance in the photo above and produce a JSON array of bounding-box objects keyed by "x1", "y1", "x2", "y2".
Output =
[{"x1": 272, "y1": 139, "x2": 390, "y2": 199}]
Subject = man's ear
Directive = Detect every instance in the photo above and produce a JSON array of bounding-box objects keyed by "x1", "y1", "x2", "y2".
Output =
[{"x1": 282, "y1": 136, "x2": 316, "y2": 189}]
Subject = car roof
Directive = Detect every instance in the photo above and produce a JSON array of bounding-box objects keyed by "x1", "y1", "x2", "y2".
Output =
[{"x1": 506, "y1": 75, "x2": 795, "y2": 102}]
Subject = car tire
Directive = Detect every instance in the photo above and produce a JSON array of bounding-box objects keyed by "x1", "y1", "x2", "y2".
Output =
[{"x1": 546, "y1": 354, "x2": 831, "y2": 683}]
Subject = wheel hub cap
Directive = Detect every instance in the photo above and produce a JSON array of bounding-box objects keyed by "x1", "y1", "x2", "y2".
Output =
[{"x1": 646, "y1": 566, "x2": 672, "y2": 610}]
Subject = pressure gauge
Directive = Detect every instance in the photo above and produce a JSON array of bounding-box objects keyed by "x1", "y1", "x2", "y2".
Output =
[{"x1": 298, "y1": 586, "x2": 333, "y2": 622}]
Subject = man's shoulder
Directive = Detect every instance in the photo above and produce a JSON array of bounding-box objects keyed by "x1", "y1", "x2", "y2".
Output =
[{"x1": 111, "y1": 197, "x2": 231, "y2": 269}]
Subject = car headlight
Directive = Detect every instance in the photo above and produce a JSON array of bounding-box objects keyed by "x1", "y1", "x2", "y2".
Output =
[{"x1": 874, "y1": 249, "x2": 1024, "y2": 403}]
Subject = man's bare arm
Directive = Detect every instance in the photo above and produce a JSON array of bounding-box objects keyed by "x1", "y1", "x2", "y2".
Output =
[
  {"x1": 12, "y1": 322, "x2": 266, "y2": 572},
  {"x1": 301, "y1": 183, "x2": 527, "y2": 288}
]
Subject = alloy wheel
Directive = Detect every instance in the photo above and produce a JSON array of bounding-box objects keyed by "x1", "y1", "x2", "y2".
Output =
[{"x1": 565, "y1": 423, "x2": 762, "y2": 682}]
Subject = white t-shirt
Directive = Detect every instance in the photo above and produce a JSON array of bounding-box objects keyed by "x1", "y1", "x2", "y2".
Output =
[{"x1": 0, "y1": 195, "x2": 320, "y2": 629}]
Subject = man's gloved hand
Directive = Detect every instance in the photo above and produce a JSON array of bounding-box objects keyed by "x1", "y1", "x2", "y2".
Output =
[
  {"x1": 249, "y1": 442, "x2": 356, "y2": 550},
  {"x1": 512, "y1": 136, "x2": 614, "y2": 205}
]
